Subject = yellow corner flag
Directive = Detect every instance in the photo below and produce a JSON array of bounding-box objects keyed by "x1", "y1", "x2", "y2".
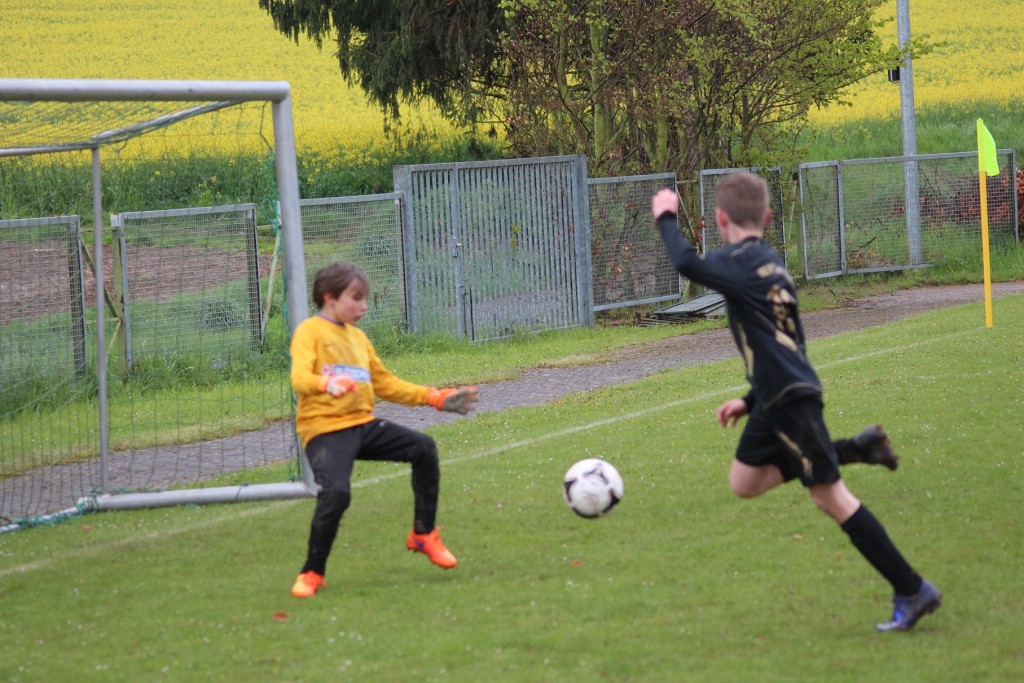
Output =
[
  {"x1": 977, "y1": 118, "x2": 999, "y2": 176},
  {"x1": 976, "y1": 118, "x2": 998, "y2": 327}
]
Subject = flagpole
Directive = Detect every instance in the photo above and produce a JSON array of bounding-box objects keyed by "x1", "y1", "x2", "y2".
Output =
[
  {"x1": 976, "y1": 118, "x2": 998, "y2": 328},
  {"x1": 979, "y1": 170, "x2": 993, "y2": 327}
]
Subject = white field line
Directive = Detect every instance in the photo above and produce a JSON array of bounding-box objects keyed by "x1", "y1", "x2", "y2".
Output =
[{"x1": 0, "y1": 327, "x2": 975, "y2": 579}]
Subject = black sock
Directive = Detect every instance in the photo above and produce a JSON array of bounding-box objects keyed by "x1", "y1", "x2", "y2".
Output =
[
  {"x1": 834, "y1": 437, "x2": 862, "y2": 464},
  {"x1": 841, "y1": 505, "x2": 923, "y2": 596}
]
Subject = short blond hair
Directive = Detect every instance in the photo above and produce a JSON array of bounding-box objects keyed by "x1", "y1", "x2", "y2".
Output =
[{"x1": 715, "y1": 172, "x2": 769, "y2": 229}]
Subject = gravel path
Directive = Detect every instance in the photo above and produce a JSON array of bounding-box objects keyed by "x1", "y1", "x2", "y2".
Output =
[
  {"x1": 4, "y1": 282, "x2": 1023, "y2": 522},
  {"x1": 378, "y1": 281, "x2": 1024, "y2": 428}
]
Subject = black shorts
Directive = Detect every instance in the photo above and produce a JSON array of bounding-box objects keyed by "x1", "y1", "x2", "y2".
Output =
[{"x1": 735, "y1": 396, "x2": 841, "y2": 487}]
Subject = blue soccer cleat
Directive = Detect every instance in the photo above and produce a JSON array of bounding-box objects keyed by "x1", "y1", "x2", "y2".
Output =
[{"x1": 876, "y1": 578, "x2": 942, "y2": 632}]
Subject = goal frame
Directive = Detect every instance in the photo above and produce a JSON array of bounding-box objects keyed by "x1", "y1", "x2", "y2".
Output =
[{"x1": 0, "y1": 79, "x2": 315, "y2": 517}]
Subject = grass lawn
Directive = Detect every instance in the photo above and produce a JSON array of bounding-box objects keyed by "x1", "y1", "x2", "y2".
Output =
[{"x1": 1, "y1": 294, "x2": 1022, "y2": 682}]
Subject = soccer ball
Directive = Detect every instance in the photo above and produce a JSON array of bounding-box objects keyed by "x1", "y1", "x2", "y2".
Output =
[{"x1": 562, "y1": 458, "x2": 624, "y2": 519}]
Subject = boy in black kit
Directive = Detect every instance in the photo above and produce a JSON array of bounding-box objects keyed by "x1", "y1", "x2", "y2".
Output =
[{"x1": 651, "y1": 172, "x2": 941, "y2": 632}]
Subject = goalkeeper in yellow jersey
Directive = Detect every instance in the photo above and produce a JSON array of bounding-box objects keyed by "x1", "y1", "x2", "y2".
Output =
[{"x1": 288, "y1": 261, "x2": 478, "y2": 598}]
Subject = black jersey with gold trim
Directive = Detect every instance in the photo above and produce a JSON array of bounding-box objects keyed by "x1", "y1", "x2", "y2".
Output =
[{"x1": 656, "y1": 214, "x2": 822, "y2": 409}]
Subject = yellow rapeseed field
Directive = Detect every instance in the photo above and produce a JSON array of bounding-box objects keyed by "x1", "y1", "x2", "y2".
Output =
[
  {"x1": 0, "y1": 0, "x2": 456, "y2": 157},
  {"x1": 2, "y1": 0, "x2": 1020, "y2": 147},
  {"x1": 811, "y1": 0, "x2": 1024, "y2": 124}
]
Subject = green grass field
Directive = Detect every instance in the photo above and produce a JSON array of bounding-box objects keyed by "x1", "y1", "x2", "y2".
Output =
[{"x1": 2, "y1": 294, "x2": 1022, "y2": 682}]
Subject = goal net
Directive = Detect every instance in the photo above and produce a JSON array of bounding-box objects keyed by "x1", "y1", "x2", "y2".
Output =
[{"x1": 0, "y1": 79, "x2": 313, "y2": 532}]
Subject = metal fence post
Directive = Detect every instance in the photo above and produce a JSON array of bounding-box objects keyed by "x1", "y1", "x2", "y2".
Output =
[
  {"x1": 572, "y1": 156, "x2": 595, "y2": 326},
  {"x1": 393, "y1": 166, "x2": 418, "y2": 334}
]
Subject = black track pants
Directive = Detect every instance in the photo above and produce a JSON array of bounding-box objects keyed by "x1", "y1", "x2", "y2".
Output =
[{"x1": 300, "y1": 420, "x2": 440, "y2": 575}]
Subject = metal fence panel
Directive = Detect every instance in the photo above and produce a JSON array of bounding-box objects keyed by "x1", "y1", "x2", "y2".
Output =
[
  {"x1": 589, "y1": 173, "x2": 679, "y2": 311},
  {"x1": 0, "y1": 215, "x2": 87, "y2": 383},
  {"x1": 298, "y1": 193, "x2": 406, "y2": 335},
  {"x1": 700, "y1": 167, "x2": 787, "y2": 259},
  {"x1": 0, "y1": 214, "x2": 100, "y2": 523},
  {"x1": 395, "y1": 155, "x2": 592, "y2": 341},
  {"x1": 396, "y1": 165, "x2": 460, "y2": 336},
  {"x1": 798, "y1": 162, "x2": 844, "y2": 278},
  {"x1": 113, "y1": 204, "x2": 262, "y2": 365},
  {"x1": 799, "y1": 151, "x2": 1018, "y2": 279}
]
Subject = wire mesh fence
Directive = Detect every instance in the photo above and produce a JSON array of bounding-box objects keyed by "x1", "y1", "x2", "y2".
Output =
[
  {"x1": 0, "y1": 215, "x2": 100, "y2": 524},
  {"x1": 112, "y1": 204, "x2": 263, "y2": 366},
  {"x1": 395, "y1": 156, "x2": 593, "y2": 341},
  {"x1": 799, "y1": 151, "x2": 1018, "y2": 279},
  {"x1": 298, "y1": 193, "x2": 406, "y2": 336},
  {"x1": 588, "y1": 173, "x2": 680, "y2": 312},
  {"x1": 3, "y1": 145, "x2": 1021, "y2": 526},
  {"x1": 0, "y1": 216, "x2": 87, "y2": 384},
  {"x1": 700, "y1": 167, "x2": 787, "y2": 259}
]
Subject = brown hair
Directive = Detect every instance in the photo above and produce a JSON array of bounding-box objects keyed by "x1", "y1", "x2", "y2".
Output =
[
  {"x1": 715, "y1": 172, "x2": 769, "y2": 229},
  {"x1": 312, "y1": 261, "x2": 369, "y2": 309}
]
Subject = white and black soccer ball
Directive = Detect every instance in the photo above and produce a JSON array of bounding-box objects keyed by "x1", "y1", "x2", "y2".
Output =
[{"x1": 562, "y1": 458, "x2": 624, "y2": 519}]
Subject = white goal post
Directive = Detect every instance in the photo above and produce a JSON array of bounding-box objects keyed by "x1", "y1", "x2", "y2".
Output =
[{"x1": 0, "y1": 79, "x2": 315, "y2": 520}]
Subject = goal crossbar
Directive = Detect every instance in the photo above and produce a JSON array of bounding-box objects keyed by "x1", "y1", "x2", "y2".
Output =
[
  {"x1": 0, "y1": 78, "x2": 291, "y2": 103},
  {"x1": 0, "y1": 79, "x2": 290, "y2": 157}
]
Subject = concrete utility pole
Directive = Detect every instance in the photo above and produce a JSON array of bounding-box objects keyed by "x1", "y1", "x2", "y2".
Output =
[{"x1": 897, "y1": 0, "x2": 924, "y2": 264}]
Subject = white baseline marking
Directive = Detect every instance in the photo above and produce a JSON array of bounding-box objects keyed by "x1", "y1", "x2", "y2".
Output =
[{"x1": 0, "y1": 326, "x2": 975, "y2": 578}]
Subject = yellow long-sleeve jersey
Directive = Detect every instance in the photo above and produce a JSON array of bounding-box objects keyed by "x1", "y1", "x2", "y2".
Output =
[{"x1": 289, "y1": 315, "x2": 432, "y2": 447}]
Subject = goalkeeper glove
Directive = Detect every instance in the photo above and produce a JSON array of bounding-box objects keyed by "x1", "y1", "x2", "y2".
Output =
[
  {"x1": 427, "y1": 386, "x2": 479, "y2": 415},
  {"x1": 319, "y1": 373, "x2": 357, "y2": 397}
]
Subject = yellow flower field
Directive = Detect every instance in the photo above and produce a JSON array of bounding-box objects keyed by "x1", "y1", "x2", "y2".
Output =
[
  {"x1": 810, "y1": 0, "x2": 1024, "y2": 124},
  {"x1": 0, "y1": 0, "x2": 455, "y2": 156},
  {"x1": 1, "y1": 0, "x2": 1021, "y2": 149}
]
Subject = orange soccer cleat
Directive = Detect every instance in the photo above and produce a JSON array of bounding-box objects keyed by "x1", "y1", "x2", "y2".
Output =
[
  {"x1": 406, "y1": 528, "x2": 458, "y2": 569},
  {"x1": 290, "y1": 571, "x2": 326, "y2": 598}
]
